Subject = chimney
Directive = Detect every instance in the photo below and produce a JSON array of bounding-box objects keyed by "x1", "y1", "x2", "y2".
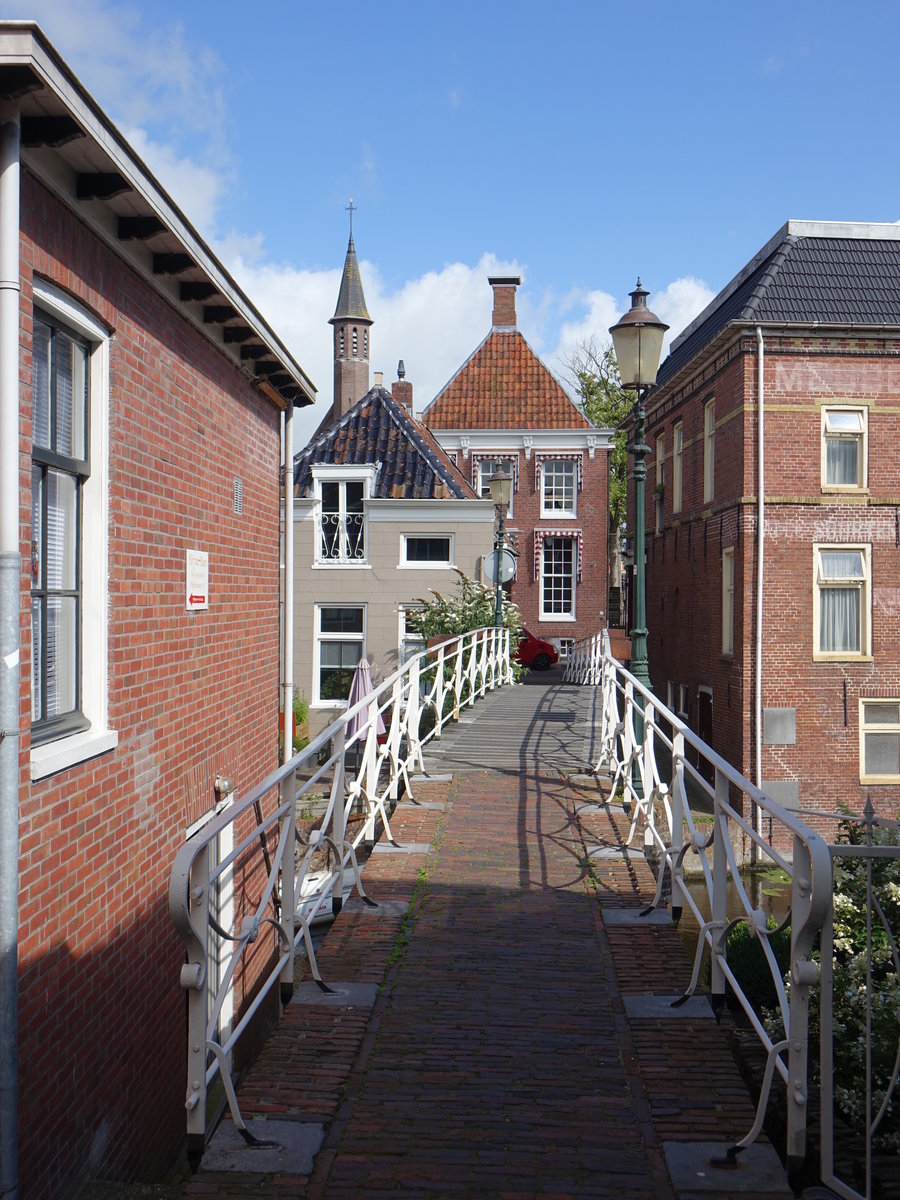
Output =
[
  {"x1": 392, "y1": 359, "x2": 413, "y2": 413},
  {"x1": 489, "y1": 276, "x2": 520, "y2": 329},
  {"x1": 374, "y1": 370, "x2": 383, "y2": 388}
]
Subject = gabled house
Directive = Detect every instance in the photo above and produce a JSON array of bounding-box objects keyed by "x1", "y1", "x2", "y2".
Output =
[
  {"x1": 0, "y1": 23, "x2": 314, "y2": 1197},
  {"x1": 293, "y1": 373, "x2": 495, "y2": 737},
  {"x1": 422, "y1": 277, "x2": 614, "y2": 659},
  {"x1": 640, "y1": 219, "x2": 900, "y2": 827}
]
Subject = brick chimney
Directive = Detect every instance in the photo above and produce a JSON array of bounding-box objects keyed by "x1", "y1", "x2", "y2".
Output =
[
  {"x1": 392, "y1": 359, "x2": 413, "y2": 413},
  {"x1": 489, "y1": 276, "x2": 520, "y2": 329}
]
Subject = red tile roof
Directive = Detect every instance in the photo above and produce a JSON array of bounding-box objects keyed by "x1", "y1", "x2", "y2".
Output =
[{"x1": 422, "y1": 330, "x2": 592, "y2": 431}]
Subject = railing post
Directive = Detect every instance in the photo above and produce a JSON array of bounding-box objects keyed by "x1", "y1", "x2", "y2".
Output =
[
  {"x1": 363, "y1": 696, "x2": 378, "y2": 844},
  {"x1": 670, "y1": 731, "x2": 685, "y2": 921},
  {"x1": 279, "y1": 764, "x2": 296, "y2": 1007},
  {"x1": 433, "y1": 645, "x2": 445, "y2": 739},
  {"x1": 388, "y1": 676, "x2": 402, "y2": 800},
  {"x1": 710, "y1": 767, "x2": 729, "y2": 1007},
  {"x1": 183, "y1": 846, "x2": 210, "y2": 1166},
  {"x1": 786, "y1": 833, "x2": 816, "y2": 1183},
  {"x1": 331, "y1": 725, "x2": 346, "y2": 915}
]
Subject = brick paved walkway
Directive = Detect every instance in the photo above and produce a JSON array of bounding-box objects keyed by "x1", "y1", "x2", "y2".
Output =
[{"x1": 181, "y1": 744, "x2": 792, "y2": 1198}]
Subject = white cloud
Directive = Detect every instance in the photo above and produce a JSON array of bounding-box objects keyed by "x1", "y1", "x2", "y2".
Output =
[{"x1": 125, "y1": 128, "x2": 227, "y2": 238}]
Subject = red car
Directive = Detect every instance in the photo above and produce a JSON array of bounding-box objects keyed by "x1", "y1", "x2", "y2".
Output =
[{"x1": 514, "y1": 628, "x2": 559, "y2": 670}]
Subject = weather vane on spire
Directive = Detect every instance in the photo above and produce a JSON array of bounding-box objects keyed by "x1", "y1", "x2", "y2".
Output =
[{"x1": 346, "y1": 197, "x2": 356, "y2": 236}]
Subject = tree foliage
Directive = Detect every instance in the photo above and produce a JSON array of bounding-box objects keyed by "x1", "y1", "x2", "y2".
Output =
[{"x1": 565, "y1": 340, "x2": 634, "y2": 549}]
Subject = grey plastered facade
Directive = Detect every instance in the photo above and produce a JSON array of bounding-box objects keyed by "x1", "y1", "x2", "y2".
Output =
[{"x1": 293, "y1": 497, "x2": 494, "y2": 737}]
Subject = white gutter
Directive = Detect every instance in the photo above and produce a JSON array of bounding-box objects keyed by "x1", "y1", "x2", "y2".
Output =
[
  {"x1": 754, "y1": 327, "x2": 765, "y2": 851},
  {"x1": 0, "y1": 102, "x2": 20, "y2": 1200},
  {"x1": 282, "y1": 402, "x2": 294, "y2": 762}
]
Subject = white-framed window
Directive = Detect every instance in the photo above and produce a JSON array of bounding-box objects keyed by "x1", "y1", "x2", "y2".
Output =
[
  {"x1": 822, "y1": 405, "x2": 867, "y2": 490},
  {"x1": 814, "y1": 544, "x2": 871, "y2": 660},
  {"x1": 722, "y1": 546, "x2": 735, "y2": 656},
  {"x1": 400, "y1": 534, "x2": 453, "y2": 567},
  {"x1": 655, "y1": 433, "x2": 665, "y2": 534},
  {"x1": 558, "y1": 637, "x2": 575, "y2": 662},
  {"x1": 313, "y1": 465, "x2": 376, "y2": 566},
  {"x1": 478, "y1": 457, "x2": 514, "y2": 518},
  {"x1": 314, "y1": 605, "x2": 365, "y2": 705},
  {"x1": 703, "y1": 400, "x2": 715, "y2": 504},
  {"x1": 541, "y1": 459, "x2": 576, "y2": 518},
  {"x1": 673, "y1": 421, "x2": 683, "y2": 513},
  {"x1": 30, "y1": 280, "x2": 116, "y2": 780},
  {"x1": 859, "y1": 699, "x2": 900, "y2": 783},
  {"x1": 666, "y1": 681, "x2": 675, "y2": 712},
  {"x1": 399, "y1": 604, "x2": 426, "y2": 666},
  {"x1": 540, "y1": 536, "x2": 576, "y2": 619},
  {"x1": 678, "y1": 684, "x2": 689, "y2": 721}
]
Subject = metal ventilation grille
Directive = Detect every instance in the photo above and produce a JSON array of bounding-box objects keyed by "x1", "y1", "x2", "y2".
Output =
[{"x1": 233, "y1": 477, "x2": 243, "y2": 514}]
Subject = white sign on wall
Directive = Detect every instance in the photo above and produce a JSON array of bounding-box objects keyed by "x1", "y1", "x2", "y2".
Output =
[{"x1": 186, "y1": 549, "x2": 209, "y2": 611}]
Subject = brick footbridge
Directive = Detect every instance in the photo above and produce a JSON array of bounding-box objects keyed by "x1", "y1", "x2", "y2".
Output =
[{"x1": 179, "y1": 668, "x2": 791, "y2": 1200}]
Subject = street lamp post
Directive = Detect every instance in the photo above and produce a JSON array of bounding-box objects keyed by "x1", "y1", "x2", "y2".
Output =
[
  {"x1": 609, "y1": 281, "x2": 668, "y2": 801},
  {"x1": 489, "y1": 469, "x2": 512, "y2": 628}
]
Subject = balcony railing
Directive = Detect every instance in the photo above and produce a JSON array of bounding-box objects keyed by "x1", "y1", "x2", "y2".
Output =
[
  {"x1": 318, "y1": 510, "x2": 366, "y2": 562},
  {"x1": 567, "y1": 631, "x2": 900, "y2": 1199},
  {"x1": 168, "y1": 626, "x2": 512, "y2": 1165}
]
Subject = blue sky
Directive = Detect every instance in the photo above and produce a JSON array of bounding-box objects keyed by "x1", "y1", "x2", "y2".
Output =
[{"x1": 10, "y1": 1, "x2": 898, "y2": 445}]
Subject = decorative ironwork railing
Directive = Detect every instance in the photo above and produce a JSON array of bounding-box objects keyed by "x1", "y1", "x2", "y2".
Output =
[
  {"x1": 168, "y1": 626, "x2": 512, "y2": 1164},
  {"x1": 318, "y1": 510, "x2": 366, "y2": 562},
  {"x1": 566, "y1": 631, "x2": 900, "y2": 1198}
]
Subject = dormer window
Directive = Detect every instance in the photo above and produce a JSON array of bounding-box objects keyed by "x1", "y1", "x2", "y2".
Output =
[{"x1": 312, "y1": 464, "x2": 377, "y2": 566}]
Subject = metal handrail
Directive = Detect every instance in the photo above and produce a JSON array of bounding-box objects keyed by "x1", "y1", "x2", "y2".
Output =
[
  {"x1": 168, "y1": 625, "x2": 512, "y2": 1161},
  {"x1": 567, "y1": 629, "x2": 832, "y2": 1184}
]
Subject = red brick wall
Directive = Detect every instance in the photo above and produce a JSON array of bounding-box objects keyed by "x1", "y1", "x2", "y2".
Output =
[
  {"x1": 495, "y1": 450, "x2": 609, "y2": 644},
  {"x1": 637, "y1": 334, "x2": 900, "y2": 840},
  {"x1": 17, "y1": 174, "x2": 283, "y2": 1196}
]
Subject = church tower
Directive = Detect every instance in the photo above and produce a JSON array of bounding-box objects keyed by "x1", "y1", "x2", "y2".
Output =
[{"x1": 329, "y1": 206, "x2": 372, "y2": 422}]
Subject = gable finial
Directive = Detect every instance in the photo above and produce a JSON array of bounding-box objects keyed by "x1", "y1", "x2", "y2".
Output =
[{"x1": 345, "y1": 197, "x2": 356, "y2": 237}]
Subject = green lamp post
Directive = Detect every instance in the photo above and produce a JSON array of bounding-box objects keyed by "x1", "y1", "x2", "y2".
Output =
[
  {"x1": 489, "y1": 468, "x2": 512, "y2": 627},
  {"x1": 609, "y1": 281, "x2": 668, "y2": 798}
]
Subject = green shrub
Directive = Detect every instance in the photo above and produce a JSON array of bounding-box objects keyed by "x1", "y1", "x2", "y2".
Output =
[{"x1": 725, "y1": 917, "x2": 791, "y2": 1011}]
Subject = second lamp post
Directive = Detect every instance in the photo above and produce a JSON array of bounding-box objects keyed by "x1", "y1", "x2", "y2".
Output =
[{"x1": 489, "y1": 468, "x2": 512, "y2": 627}]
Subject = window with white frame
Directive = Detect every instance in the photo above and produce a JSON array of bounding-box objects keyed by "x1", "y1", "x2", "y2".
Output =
[
  {"x1": 678, "y1": 684, "x2": 689, "y2": 720},
  {"x1": 655, "y1": 433, "x2": 665, "y2": 534},
  {"x1": 666, "y1": 681, "x2": 675, "y2": 712},
  {"x1": 558, "y1": 637, "x2": 575, "y2": 662},
  {"x1": 400, "y1": 534, "x2": 453, "y2": 566},
  {"x1": 822, "y1": 406, "x2": 867, "y2": 490},
  {"x1": 315, "y1": 605, "x2": 365, "y2": 704},
  {"x1": 30, "y1": 280, "x2": 115, "y2": 776},
  {"x1": 703, "y1": 400, "x2": 715, "y2": 503},
  {"x1": 541, "y1": 459, "x2": 576, "y2": 518},
  {"x1": 478, "y1": 457, "x2": 514, "y2": 518},
  {"x1": 814, "y1": 544, "x2": 871, "y2": 659},
  {"x1": 859, "y1": 700, "x2": 900, "y2": 782},
  {"x1": 673, "y1": 421, "x2": 683, "y2": 513},
  {"x1": 318, "y1": 478, "x2": 366, "y2": 563},
  {"x1": 540, "y1": 536, "x2": 575, "y2": 618},
  {"x1": 722, "y1": 546, "x2": 735, "y2": 656}
]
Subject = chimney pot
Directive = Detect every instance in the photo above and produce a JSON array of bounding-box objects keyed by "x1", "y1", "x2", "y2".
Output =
[{"x1": 374, "y1": 370, "x2": 383, "y2": 387}]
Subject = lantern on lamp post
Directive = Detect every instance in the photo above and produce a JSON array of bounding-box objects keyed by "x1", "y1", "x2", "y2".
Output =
[{"x1": 489, "y1": 468, "x2": 513, "y2": 628}]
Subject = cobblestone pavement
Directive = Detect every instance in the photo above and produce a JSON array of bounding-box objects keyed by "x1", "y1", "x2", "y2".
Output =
[{"x1": 174, "y1": 723, "x2": 792, "y2": 1200}]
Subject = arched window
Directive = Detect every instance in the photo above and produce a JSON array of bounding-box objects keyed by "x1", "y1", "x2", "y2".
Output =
[
  {"x1": 352, "y1": 327, "x2": 358, "y2": 356},
  {"x1": 339, "y1": 328, "x2": 345, "y2": 357},
  {"x1": 363, "y1": 330, "x2": 368, "y2": 358}
]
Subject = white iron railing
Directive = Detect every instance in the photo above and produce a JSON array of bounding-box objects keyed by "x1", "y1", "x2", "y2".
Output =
[
  {"x1": 567, "y1": 630, "x2": 833, "y2": 1189},
  {"x1": 169, "y1": 626, "x2": 512, "y2": 1163}
]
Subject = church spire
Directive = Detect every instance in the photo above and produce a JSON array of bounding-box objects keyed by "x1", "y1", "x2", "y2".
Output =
[{"x1": 329, "y1": 202, "x2": 373, "y2": 420}]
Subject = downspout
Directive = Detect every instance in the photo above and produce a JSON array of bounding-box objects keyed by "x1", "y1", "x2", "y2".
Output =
[
  {"x1": 754, "y1": 327, "x2": 765, "y2": 855},
  {"x1": 281, "y1": 401, "x2": 294, "y2": 763},
  {"x1": 0, "y1": 104, "x2": 20, "y2": 1200}
]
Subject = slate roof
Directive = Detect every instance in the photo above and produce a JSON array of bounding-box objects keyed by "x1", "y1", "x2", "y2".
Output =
[
  {"x1": 293, "y1": 385, "x2": 477, "y2": 499},
  {"x1": 422, "y1": 329, "x2": 591, "y2": 431},
  {"x1": 658, "y1": 222, "x2": 900, "y2": 386},
  {"x1": 330, "y1": 233, "x2": 371, "y2": 323}
]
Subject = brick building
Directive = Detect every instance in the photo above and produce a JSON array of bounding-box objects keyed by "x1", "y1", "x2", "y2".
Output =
[
  {"x1": 422, "y1": 277, "x2": 614, "y2": 657},
  {"x1": 639, "y1": 220, "x2": 900, "y2": 827},
  {"x1": 0, "y1": 25, "x2": 314, "y2": 1197}
]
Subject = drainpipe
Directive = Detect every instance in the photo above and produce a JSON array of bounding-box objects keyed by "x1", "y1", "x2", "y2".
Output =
[
  {"x1": 281, "y1": 401, "x2": 294, "y2": 763},
  {"x1": 754, "y1": 327, "x2": 765, "y2": 857},
  {"x1": 0, "y1": 103, "x2": 20, "y2": 1200}
]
